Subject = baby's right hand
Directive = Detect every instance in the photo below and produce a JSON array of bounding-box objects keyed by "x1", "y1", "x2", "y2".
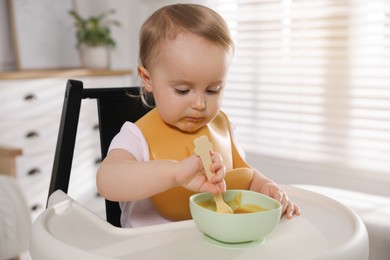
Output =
[
  {"x1": 174, "y1": 153, "x2": 226, "y2": 194},
  {"x1": 208, "y1": 151, "x2": 227, "y2": 192}
]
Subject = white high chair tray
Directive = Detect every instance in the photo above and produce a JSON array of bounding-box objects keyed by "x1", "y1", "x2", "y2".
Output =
[{"x1": 30, "y1": 185, "x2": 368, "y2": 260}]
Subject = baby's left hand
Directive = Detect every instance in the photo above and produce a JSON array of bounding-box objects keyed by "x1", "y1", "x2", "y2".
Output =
[
  {"x1": 249, "y1": 170, "x2": 300, "y2": 219},
  {"x1": 258, "y1": 182, "x2": 300, "y2": 219}
]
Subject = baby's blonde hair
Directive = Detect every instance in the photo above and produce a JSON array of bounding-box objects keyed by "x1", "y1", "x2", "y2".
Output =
[{"x1": 138, "y1": 4, "x2": 234, "y2": 106}]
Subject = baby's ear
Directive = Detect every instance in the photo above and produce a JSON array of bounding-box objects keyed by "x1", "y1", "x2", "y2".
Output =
[{"x1": 138, "y1": 66, "x2": 153, "y2": 92}]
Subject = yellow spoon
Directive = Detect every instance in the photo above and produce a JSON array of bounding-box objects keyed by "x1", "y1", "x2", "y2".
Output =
[{"x1": 194, "y1": 135, "x2": 234, "y2": 214}]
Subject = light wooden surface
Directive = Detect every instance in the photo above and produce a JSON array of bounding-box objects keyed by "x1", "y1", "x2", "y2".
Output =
[
  {"x1": 0, "y1": 69, "x2": 133, "y2": 80},
  {"x1": 0, "y1": 145, "x2": 22, "y2": 177}
]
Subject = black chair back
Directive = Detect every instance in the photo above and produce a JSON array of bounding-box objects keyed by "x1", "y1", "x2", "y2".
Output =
[{"x1": 48, "y1": 79, "x2": 152, "y2": 227}]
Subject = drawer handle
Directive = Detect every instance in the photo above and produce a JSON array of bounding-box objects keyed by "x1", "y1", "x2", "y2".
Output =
[
  {"x1": 27, "y1": 168, "x2": 41, "y2": 176},
  {"x1": 93, "y1": 124, "x2": 99, "y2": 131},
  {"x1": 24, "y1": 93, "x2": 37, "y2": 101},
  {"x1": 26, "y1": 131, "x2": 39, "y2": 139},
  {"x1": 95, "y1": 157, "x2": 102, "y2": 165},
  {"x1": 31, "y1": 203, "x2": 42, "y2": 211}
]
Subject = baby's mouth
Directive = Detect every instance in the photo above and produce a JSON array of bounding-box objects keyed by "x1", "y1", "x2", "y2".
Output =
[{"x1": 186, "y1": 117, "x2": 204, "y2": 122}]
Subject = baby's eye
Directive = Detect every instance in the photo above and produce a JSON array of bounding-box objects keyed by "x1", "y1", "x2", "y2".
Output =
[
  {"x1": 206, "y1": 87, "x2": 222, "y2": 95},
  {"x1": 175, "y1": 88, "x2": 190, "y2": 95}
]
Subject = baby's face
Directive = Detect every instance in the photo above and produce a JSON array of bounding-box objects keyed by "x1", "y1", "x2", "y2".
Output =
[{"x1": 143, "y1": 32, "x2": 232, "y2": 133}]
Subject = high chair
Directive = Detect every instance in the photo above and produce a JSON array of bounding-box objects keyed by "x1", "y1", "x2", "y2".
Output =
[
  {"x1": 48, "y1": 79, "x2": 152, "y2": 227},
  {"x1": 30, "y1": 80, "x2": 369, "y2": 259}
]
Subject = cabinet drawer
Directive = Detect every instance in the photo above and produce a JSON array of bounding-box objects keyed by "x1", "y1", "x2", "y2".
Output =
[
  {"x1": 14, "y1": 127, "x2": 101, "y2": 178},
  {"x1": 16, "y1": 153, "x2": 53, "y2": 180},
  {"x1": 16, "y1": 153, "x2": 53, "y2": 220},
  {"x1": 0, "y1": 101, "x2": 101, "y2": 155},
  {"x1": 17, "y1": 146, "x2": 102, "y2": 220},
  {"x1": 0, "y1": 116, "x2": 60, "y2": 155},
  {"x1": 0, "y1": 78, "x2": 66, "y2": 118},
  {"x1": 0, "y1": 74, "x2": 132, "y2": 118}
]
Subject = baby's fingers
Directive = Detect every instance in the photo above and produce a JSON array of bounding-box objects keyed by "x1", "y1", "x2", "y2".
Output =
[
  {"x1": 281, "y1": 196, "x2": 301, "y2": 219},
  {"x1": 218, "y1": 179, "x2": 227, "y2": 193},
  {"x1": 200, "y1": 179, "x2": 226, "y2": 194},
  {"x1": 285, "y1": 202, "x2": 301, "y2": 219},
  {"x1": 209, "y1": 152, "x2": 226, "y2": 179},
  {"x1": 268, "y1": 188, "x2": 297, "y2": 218}
]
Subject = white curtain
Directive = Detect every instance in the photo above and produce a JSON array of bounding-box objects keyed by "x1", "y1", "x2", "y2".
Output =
[{"x1": 209, "y1": 0, "x2": 390, "y2": 182}]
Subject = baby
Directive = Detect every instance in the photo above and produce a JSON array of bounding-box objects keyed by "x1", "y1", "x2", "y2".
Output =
[{"x1": 97, "y1": 3, "x2": 300, "y2": 228}]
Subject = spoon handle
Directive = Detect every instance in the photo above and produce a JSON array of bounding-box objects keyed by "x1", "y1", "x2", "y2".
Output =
[
  {"x1": 199, "y1": 154, "x2": 214, "y2": 182},
  {"x1": 194, "y1": 136, "x2": 233, "y2": 214}
]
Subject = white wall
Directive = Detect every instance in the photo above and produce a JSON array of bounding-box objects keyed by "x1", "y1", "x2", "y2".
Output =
[
  {"x1": 0, "y1": 0, "x2": 206, "y2": 82},
  {"x1": 73, "y1": 0, "x2": 137, "y2": 72},
  {"x1": 71, "y1": 0, "x2": 175, "y2": 84},
  {"x1": 0, "y1": 0, "x2": 144, "y2": 82},
  {"x1": 0, "y1": 0, "x2": 16, "y2": 70}
]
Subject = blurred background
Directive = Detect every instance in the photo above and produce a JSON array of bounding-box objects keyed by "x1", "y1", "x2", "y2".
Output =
[{"x1": 0, "y1": 0, "x2": 389, "y2": 259}]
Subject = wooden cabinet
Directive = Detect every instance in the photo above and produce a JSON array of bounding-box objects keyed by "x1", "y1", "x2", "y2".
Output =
[{"x1": 0, "y1": 69, "x2": 132, "y2": 220}]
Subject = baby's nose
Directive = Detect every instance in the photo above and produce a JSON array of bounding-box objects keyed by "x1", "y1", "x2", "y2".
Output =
[{"x1": 192, "y1": 94, "x2": 206, "y2": 110}]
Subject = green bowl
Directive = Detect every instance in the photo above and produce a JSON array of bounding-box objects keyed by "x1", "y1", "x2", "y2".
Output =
[{"x1": 189, "y1": 190, "x2": 282, "y2": 244}]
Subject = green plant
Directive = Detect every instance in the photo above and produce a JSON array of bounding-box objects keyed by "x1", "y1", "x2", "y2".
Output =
[{"x1": 69, "y1": 9, "x2": 120, "y2": 48}]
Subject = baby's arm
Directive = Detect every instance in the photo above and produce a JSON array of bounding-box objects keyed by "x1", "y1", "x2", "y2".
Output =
[
  {"x1": 249, "y1": 168, "x2": 300, "y2": 219},
  {"x1": 97, "y1": 148, "x2": 226, "y2": 202}
]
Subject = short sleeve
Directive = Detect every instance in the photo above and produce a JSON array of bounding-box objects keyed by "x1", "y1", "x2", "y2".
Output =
[{"x1": 108, "y1": 122, "x2": 150, "y2": 162}]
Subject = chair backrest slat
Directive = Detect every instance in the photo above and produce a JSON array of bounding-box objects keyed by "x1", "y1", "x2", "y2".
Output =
[
  {"x1": 49, "y1": 80, "x2": 83, "y2": 198},
  {"x1": 48, "y1": 79, "x2": 151, "y2": 227}
]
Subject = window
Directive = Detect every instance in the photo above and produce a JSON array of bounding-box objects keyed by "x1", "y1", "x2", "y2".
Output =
[{"x1": 212, "y1": 0, "x2": 390, "y2": 180}]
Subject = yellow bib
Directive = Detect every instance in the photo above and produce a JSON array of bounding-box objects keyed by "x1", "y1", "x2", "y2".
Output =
[{"x1": 135, "y1": 108, "x2": 253, "y2": 221}]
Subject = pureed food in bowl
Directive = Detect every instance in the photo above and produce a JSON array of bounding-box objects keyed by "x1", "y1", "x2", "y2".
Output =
[
  {"x1": 190, "y1": 190, "x2": 282, "y2": 244},
  {"x1": 198, "y1": 192, "x2": 268, "y2": 214}
]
